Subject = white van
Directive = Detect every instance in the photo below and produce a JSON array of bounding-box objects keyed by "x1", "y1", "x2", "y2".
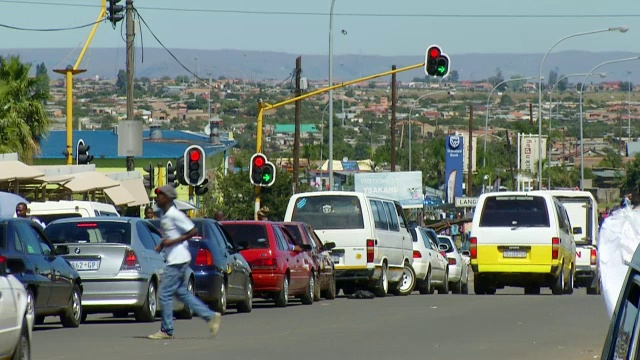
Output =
[
  {"x1": 470, "y1": 191, "x2": 576, "y2": 295},
  {"x1": 532, "y1": 190, "x2": 599, "y2": 294},
  {"x1": 27, "y1": 200, "x2": 120, "y2": 225},
  {"x1": 284, "y1": 191, "x2": 415, "y2": 297}
]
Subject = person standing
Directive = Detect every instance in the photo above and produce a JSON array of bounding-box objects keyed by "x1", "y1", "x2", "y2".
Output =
[
  {"x1": 15, "y1": 202, "x2": 46, "y2": 228},
  {"x1": 148, "y1": 185, "x2": 221, "y2": 340},
  {"x1": 144, "y1": 205, "x2": 157, "y2": 220}
]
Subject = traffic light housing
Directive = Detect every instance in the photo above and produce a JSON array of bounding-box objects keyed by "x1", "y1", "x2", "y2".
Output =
[
  {"x1": 425, "y1": 45, "x2": 450, "y2": 78},
  {"x1": 250, "y1": 153, "x2": 276, "y2": 187},
  {"x1": 176, "y1": 156, "x2": 188, "y2": 186},
  {"x1": 76, "y1": 139, "x2": 94, "y2": 165},
  {"x1": 166, "y1": 161, "x2": 177, "y2": 188},
  {"x1": 107, "y1": 0, "x2": 125, "y2": 26},
  {"x1": 183, "y1": 145, "x2": 206, "y2": 186},
  {"x1": 143, "y1": 162, "x2": 155, "y2": 191}
]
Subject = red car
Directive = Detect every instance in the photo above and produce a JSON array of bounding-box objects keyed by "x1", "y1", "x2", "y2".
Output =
[
  {"x1": 220, "y1": 221, "x2": 315, "y2": 307},
  {"x1": 281, "y1": 222, "x2": 337, "y2": 301}
]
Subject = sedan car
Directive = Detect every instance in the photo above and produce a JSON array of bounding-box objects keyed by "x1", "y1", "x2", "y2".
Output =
[
  {"x1": 0, "y1": 218, "x2": 82, "y2": 328},
  {"x1": 221, "y1": 221, "x2": 314, "y2": 307},
  {"x1": 437, "y1": 235, "x2": 471, "y2": 294},
  {"x1": 410, "y1": 227, "x2": 449, "y2": 294},
  {"x1": 43, "y1": 217, "x2": 193, "y2": 322},
  {"x1": 0, "y1": 255, "x2": 34, "y2": 359},
  {"x1": 149, "y1": 218, "x2": 253, "y2": 315},
  {"x1": 281, "y1": 222, "x2": 336, "y2": 301}
]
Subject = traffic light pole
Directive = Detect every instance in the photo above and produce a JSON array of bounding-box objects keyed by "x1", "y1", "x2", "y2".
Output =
[
  {"x1": 254, "y1": 61, "x2": 425, "y2": 219},
  {"x1": 125, "y1": 0, "x2": 136, "y2": 172}
]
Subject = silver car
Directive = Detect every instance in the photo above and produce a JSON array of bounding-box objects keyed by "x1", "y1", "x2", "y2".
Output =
[
  {"x1": 437, "y1": 235, "x2": 470, "y2": 294},
  {"x1": 44, "y1": 217, "x2": 193, "y2": 322}
]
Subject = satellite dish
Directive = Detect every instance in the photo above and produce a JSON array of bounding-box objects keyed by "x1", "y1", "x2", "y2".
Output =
[
  {"x1": 204, "y1": 124, "x2": 211, "y2": 136},
  {"x1": 342, "y1": 157, "x2": 348, "y2": 162}
]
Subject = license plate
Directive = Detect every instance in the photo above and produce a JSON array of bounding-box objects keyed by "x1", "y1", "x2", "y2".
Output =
[
  {"x1": 503, "y1": 250, "x2": 527, "y2": 258},
  {"x1": 70, "y1": 260, "x2": 100, "y2": 270}
]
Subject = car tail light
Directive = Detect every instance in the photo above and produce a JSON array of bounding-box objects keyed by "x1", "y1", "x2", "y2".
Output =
[
  {"x1": 470, "y1": 237, "x2": 477, "y2": 259},
  {"x1": 0, "y1": 255, "x2": 5, "y2": 264},
  {"x1": 252, "y1": 258, "x2": 277, "y2": 270},
  {"x1": 195, "y1": 248, "x2": 213, "y2": 266},
  {"x1": 366, "y1": 239, "x2": 375, "y2": 263},
  {"x1": 552, "y1": 237, "x2": 560, "y2": 260},
  {"x1": 413, "y1": 250, "x2": 422, "y2": 259},
  {"x1": 448, "y1": 257, "x2": 457, "y2": 265},
  {"x1": 590, "y1": 248, "x2": 597, "y2": 266},
  {"x1": 120, "y1": 249, "x2": 140, "y2": 271}
]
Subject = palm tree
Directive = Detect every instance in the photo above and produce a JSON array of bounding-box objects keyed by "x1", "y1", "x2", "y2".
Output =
[{"x1": 0, "y1": 56, "x2": 49, "y2": 163}]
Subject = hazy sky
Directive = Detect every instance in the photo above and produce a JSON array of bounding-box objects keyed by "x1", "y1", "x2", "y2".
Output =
[{"x1": 1, "y1": 0, "x2": 639, "y2": 57}]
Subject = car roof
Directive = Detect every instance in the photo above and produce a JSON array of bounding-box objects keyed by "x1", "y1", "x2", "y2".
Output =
[{"x1": 46, "y1": 217, "x2": 138, "y2": 225}]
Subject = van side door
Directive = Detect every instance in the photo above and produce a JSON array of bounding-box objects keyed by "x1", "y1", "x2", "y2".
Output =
[
  {"x1": 395, "y1": 203, "x2": 412, "y2": 264},
  {"x1": 554, "y1": 201, "x2": 575, "y2": 270},
  {"x1": 381, "y1": 200, "x2": 404, "y2": 273},
  {"x1": 370, "y1": 200, "x2": 393, "y2": 266}
]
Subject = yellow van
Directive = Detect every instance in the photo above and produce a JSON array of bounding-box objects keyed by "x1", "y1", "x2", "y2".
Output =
[{"x1": 469, "y1": 192, "x2": 576, "y2": 295}]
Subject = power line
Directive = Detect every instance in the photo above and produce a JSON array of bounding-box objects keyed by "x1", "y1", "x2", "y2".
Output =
[
  {"x1": 0, "y1": 18, "x2": 104, "y2": 32},
  {"x1": 0, "y1": 0, "x2": 639, "y2": 18}
]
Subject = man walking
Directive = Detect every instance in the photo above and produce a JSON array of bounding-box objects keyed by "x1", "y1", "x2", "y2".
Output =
[{"x1": 148, "y1": 185, "x2": 221, "y2": 340}]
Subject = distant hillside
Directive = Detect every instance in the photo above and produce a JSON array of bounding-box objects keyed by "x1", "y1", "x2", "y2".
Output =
[{"x1": 1, "y1": 48, "x2": 639, "y2": 83}]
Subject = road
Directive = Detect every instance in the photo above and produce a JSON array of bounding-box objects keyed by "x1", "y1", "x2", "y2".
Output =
[{"x1": 33, "y1": 282, "x2": 609, "y2": 360}]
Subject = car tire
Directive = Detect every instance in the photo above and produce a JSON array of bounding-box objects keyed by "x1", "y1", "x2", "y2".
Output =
[
  {"x1": 417, "y1": 269, "x2": 433, "y2": 295},
  {"x1": 274, "y1": 275, "x2": 289, "y2": 307},
  {"x1": 564, "y1": 265, "x2": 574, "y2": 295},
  {"x1": 175, "y1": 278, "x2": 195, "y2": 319},
  {"x1": 236, "y1": 278, "x2": 253, "y2": 313},
  {"x1": 134, "y1": 281, "x2": 157, "y2": 322},
  {"x1": 392, "y1": 263, "x2": 416, "y2": 296},
  {"x1": 587, "y1": 278, "x2": 601, "y2": 295},
  {"x1": 373, "y1": 263, "x2": 388, "y2": 298},
  {"x1": 11, "y1": 317, "x2": 30, "y2": 360},
  {"x1": 551, "y1": 267, "x2": 564, "y2": 295},
  {"x1": 474, "y1": 274, "x2": 486, "y2": 295},
  {"x1": 301, "y1": 274, "x2": 315, "y2": 305},
  {"x1": 312, "y1": 273, "x2": 322, "y2": 302},
  {"x1": 321, "y1": 273, "x2": 337, "y2": 300},
  {"x1": 438, "y1": 271, "x2": 449, "y2": 294},
  {"x1": 60, "y1": 284, "x2": 82, "y2": 328},
  {"x1": 213, "y1": 281, "x2": 227, "y2": 315},
  {"x1": 451, "y1": 277, "x2": 463, "y2": 294}
]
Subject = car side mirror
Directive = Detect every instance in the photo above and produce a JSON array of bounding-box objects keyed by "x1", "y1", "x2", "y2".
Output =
[
  {"x1": 461, "y1": 250, "x2": 471, "y2": 257},
  {"x1": 572, "y1": 227, "x2": 582, "y2": 235},
  {"x1": 300, "y1": 244, "x2": 312, "y2": 252},
  {"x1": 55, "y1": 245, "x2": 70, "y2": 255},
  {"x1": 438, "y1": 243, "x2": 450, "y2": 252},
  {"x1": 238, "y1": 241, "x2": 249, "y2": 251},
  {"x1": 323, "y1": 242, "x2": 336, "y2": 251},
  {"x1": 6, "y1": 258, "x2": 26, "y2": 274}
]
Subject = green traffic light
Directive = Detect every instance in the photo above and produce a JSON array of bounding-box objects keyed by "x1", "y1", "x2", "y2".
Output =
[
  {"x1": 437, "y1": 66, "x2": 446, "y2": 74},
  {"x1": 262, "y1": 173, "x2": 271, "y2": 182}
]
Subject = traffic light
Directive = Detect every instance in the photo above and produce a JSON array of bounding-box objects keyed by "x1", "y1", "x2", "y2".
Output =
[
  {"x1": 166, "y1": 161, "x2": 177, "y2": 188},
  {"x1": 425, "y1": 45, "x2": 450, "y2": 78},
  {"x1": 143, "y1": 162, "x2": 155, "y2": 191},
  {"x1": 175, "y1": 156, "x2": 188, "y2": 186},
  {"x1": 195, "y1": 179, "x2": 208, "y2": 196},
  {"x1": 76, "y1": 139, "x2": 94, "y2": 165},
  {"x1": 107, "y1": 0, "x2": 125, "y2": 26},
  {"x1": 250, "y1": 153, "x2": 276, "y2": 187},
  {"x1": 183, "y1": 145, "x2": 206, "y2": 186}
]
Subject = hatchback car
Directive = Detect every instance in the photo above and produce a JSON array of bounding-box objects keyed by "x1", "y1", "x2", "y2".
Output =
[
  {"x1": 410, "y1": 227, "x2": 449, "y2": 294},
  {"x1": 221, "y1": 221, "x2": 314, "y2": 307},
  {"x1": 438, "y1": 235, "x2": 470, "y2": 294},
  {"x1": 0, "y1": 218, "x2": 82, "y2": 327},
  {"x1": 149, "y1": 218, "x2": 253, "y2": 315},
  {"x1": 44, "y1": 217, "x2": 193, "y2": 322},
  {"x1": 0, "y1": 255, "x2": 34, "y2": 359}
]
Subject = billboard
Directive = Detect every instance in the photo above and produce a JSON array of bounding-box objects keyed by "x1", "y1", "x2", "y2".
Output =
[
  {"x1": 518, "y1": 134, "x2": 547, "y2": 175},
  {"x1": 445, "y1": 135, "x2": 464, "y2": 204},
  {"x1": 462, "y1": 136, "x2": 477, "y2": 174},
  {"x1": 354, "y1": 171, "x2": 423, "y2": 209}
]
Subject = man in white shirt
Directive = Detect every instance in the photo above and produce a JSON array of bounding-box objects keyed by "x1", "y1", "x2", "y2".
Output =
[
  {"x1": 15, "y1": 202, "x2": 46, "y2": 229},
  {"x1": 148, "y1": 185, "x2": 221, "y2": 340}
]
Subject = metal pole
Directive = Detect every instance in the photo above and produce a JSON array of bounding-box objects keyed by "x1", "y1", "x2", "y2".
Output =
[
  {"x1": 391, "y1": 65, "x2": 397, "y2": 172},
  {"x1": 293, "y1": 56, "x2": 302, "y2": 193},
  {"x1": 328, "y1": 0, "x2": 336, "y2": 190},
  {"x1": 629, "y1": 71, "x2": 632, "y2": 144},
  {"x1": 125, "y1": 0, "x2": 135, "y2": 171}
]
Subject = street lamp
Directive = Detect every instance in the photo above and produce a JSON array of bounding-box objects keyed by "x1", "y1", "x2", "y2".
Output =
[
  {"x1": 537, "y1": 26, "x2": 628, "y2": 189},
  {"x1": 408, "y1": 90, "x2": 451, "y2": 171},
  {"x1": 628, "y1": 71, "x2": 632, "y2": 144},
  {"x1": 484, "y1": 76, "x2": 535, "y2": 167},
  {"x1": 328, "y1": 0, "x2": 337, "y2": 190},
  {"x1": 579, "y1": 56, "x2": 640, "y2": 190},
  {"x1": 547, "y1": 72, "x2": 605, "y2": 189}
]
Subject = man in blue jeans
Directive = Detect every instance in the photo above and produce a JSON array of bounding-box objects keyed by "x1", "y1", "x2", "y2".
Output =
[{"x1": 148, "y1": 185, "x2": 221, "y2": 340}]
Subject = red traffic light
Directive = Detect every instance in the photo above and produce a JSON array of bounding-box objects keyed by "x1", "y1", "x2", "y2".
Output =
[
  {"x1": 253, "y1": 156, "x2": 265, "y2": 167},
  {"x1": 428, "y1": 47, "x2": 441, "y2": 59},
  {"x1": 189, "y1": 150, "x2": 201, "y2": 162}
]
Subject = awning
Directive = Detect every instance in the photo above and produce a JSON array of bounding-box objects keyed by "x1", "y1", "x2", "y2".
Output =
[
  {"x1": 103, "y1": 186, "x2": 135, "y2": 206},
  {"x1": 118, "y1": 178, "x2": 150, "y2": 206},
  {"x1": 34, "y1": 174, "x2": 74, "y2": 185},
  {"x1": 0, "y1": 161, "x2": 45, "y2": 182},
  {"x1": 62, "y1": 172, "x2": 120, "y2": 193}
]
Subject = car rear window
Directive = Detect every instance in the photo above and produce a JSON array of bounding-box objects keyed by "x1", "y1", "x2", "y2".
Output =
[
  {"x1": 44, "y1": 221, "x2": 132, "y2": 244},
  {"x1": 221, "y1": 224, "x2": 269, "y2": 249},
  {"x1": 437, "y1": 237, "x2": 455, "y2": 253},
  {"x1": 479, "y1": 196, "x2": 550, "y2": 227},
  {"x1": 290, "y1": 195, "x2": 364, "y2": 230},
  {"x1": 35, "y1": 213, "x2": 82, "y2": 225}
]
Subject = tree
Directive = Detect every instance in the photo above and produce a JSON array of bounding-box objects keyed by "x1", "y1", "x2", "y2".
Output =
[
  {"x1": 620, "y1": 81, "x2": 634, "y2": 92},
  {"x1": 548, "y1": 69, "x2": 559, "y2": 88},
  {"x1": 557, "y1": 76, "x2": 569, "y2": 92},
  {"x1": 620, "y1": 154, "x2": 640, "y2": 195},
  {"x1": 599, "y1": 148, "x2": 623, "y2": 168},
  {"x1": 499, "y1": 94, "x2": 514, "y2": 107},
  {"x1": 34, "y1": 62, "x2": 50, "y2": 100},
  {"x1": 175, "y1": 75, "x2": 189, "y2": 84},
  {"x1": 449, "y1": 70, "x2": 460, "y2": 82},
  {"x1": 0, "y1": 56, "x2": 50, "y2": 163},
  {"x1": 116, "y1": 69, "x2": 126, "y2": 95},
  {"x1": 488, "y1": 68, "x2": 505, "y2": 91}
]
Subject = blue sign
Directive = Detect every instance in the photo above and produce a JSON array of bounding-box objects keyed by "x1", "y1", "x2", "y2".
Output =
[
  {"x1": 341, "y1": 161, "x2": 359, "y2": 171},
  {"x1": 444, "y1": 136, "x2": 464, "y2": 204}
]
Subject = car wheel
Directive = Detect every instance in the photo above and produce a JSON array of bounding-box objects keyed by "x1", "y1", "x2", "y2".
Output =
[
  {"x1": 438, "y1": 271, "x2": 449, "y2": 294},
  {"x1": 134, "y1": 281, "x2": 157, "y2": 322},
  {"x1": 564, "y1": 265, "x2": 574, "y2": 295},
  {"x1": 236, "y1": 278, "x2": 253, "y2": 313},
  {"x1": 418, "y1": 269, "x2": 433, "y2": 295},
  {"x1": 474, "y1": 274, "x2": 486, "y2": 295},
  {"x1": 274, "y1": 275, "x2": 289, "y2": 307},
  {"x1": 301, "y1": 274, "x2": 315, "y2": 305},
  {"x1": 313, "y1": 274, "x2": 322, "y2": 302},
  {"x1": 551, "y1": 267, "x2": 564, "y2": 295},
  {"x1": 321, "y1": 273, "x2": 337, "y2": 300},
  {"x1": 60, "y1": 284, "x2": 82, "y2": 328},
  {"x1": 392, "y1": 263, "x2": 416, "y2": 296},
  {"x1": 175, "y1": 278, "x2": 195, "y2": 319},
  {"x1": 451, "y1": 277, "x2": 462, "y2": 294},
  {"x1": 25, "y1": 289, "x2": 35, "y2": 318},
  {"x1": 587, "y1": 278, "x2": 601, "y2": 295},
  {"x1": 213, "y1": 281, "x2": 227, "y2": 315},
  {"x1": 11, "y1": 318, "x2": 30, "y2": 360},
  {"x1": 373, "y1": 263, "x2": 388, "y2": 297}
]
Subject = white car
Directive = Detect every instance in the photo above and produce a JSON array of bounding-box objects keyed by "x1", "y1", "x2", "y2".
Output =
[
  {"x1": 0, "y1": 257, "x2": 34, "y2": 360},
  {"x1": 438, "y1": 235, "x2": 470, "y2": 294},
  {"x1": 410, "y1": 227, "x2": 449, "y2": 294}
]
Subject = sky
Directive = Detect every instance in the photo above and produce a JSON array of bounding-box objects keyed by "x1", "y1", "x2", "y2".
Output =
[{"x1": 0, "y1": 0, "x2": 639, "y2": 57}]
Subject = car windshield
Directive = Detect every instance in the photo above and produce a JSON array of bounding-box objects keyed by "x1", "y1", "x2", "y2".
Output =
[
  {"x1": 283, "y1": 225, "x2": 305, "y2": 246},
  {"x1": 479, "y1": 196, "x2": 550, "y2": 228},
  {"x1": 222, "y1": 224, "x2": 269, "y2": 249},
  {"x1": 44, "y1": 221, "x2": 132, "y2": 244},
  {"x1": 290, "y1": 195, "x2": 364, "y2": 230},
  {"x1": 437, "y1": 237, "x2": 455, "y2": 253}
]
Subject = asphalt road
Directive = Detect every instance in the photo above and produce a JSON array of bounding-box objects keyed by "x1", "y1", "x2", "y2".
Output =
[{"x1": 33, "y1": 281, "x2": 610, "y2": 360}]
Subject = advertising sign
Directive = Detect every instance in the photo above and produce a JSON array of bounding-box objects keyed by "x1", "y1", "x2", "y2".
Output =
[
  {"x1": 518, "y1": 134, "x2": 547, "y2": 175},
  {"x1": 445, "y1": 135, "x2": 464, "y2": 204},
  {"x1": 354, "y1": 171, "x2": 423, "y2": 208}
]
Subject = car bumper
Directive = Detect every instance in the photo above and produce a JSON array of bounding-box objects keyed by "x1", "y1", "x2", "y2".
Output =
[
  {"x1": 448, "y1": 264, "x2": 463, "y2": 283},
  {"x1": 193, "y1": 271, "x2": 224, "y2": 303},
  {"x1": 253, "y1": 272, "x2": 285, "y2": 292},
  {"x1": 80, "y1": 278, "x2": 148, "y2": 308},
  {"x1": 413, "y1": 260, "x2": 429, "y2": 280},
  {"x1": 335, "y1": 267, "x2": 376, "y2": 283},
  {"x1": 575, "y1": 265, "x2": 597, "y2": 286}
]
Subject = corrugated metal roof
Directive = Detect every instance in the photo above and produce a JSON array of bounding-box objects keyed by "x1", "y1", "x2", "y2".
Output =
[{"x1": 274, "y1": 124, "x2": 319, "y2": 133}]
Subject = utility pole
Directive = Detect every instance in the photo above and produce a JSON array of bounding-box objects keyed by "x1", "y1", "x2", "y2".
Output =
[
  {"x1": 293, "y1": 56, "x2": 302, "y2": 193},
  {"x1": 390, "y1": 65, "x2": 397, "y2": 172},
  {"x1": 467, "y1": 105, "x2": 473, "y2": 197},
  {"x1": 506, "y1": 130, "x2": 516, "y2": 190},
  {"x1": 125, "y1": 0, "x2": 135, "y2": 171},
  {"x1": 529, "y1": 103, "x2": 534, "y2": 126}
]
